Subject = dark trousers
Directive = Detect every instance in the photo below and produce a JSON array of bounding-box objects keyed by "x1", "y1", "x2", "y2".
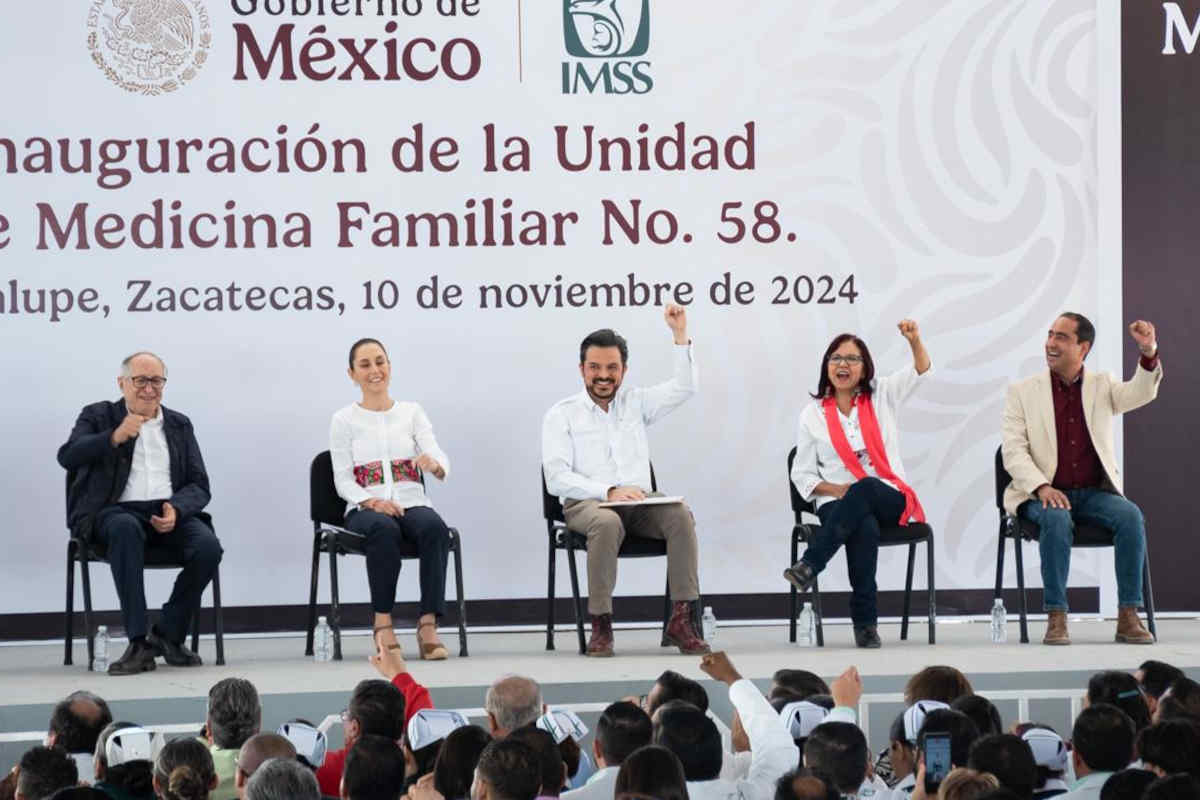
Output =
[
  {"x1": 800, "y1": 477, "x2": 905, "y2": 628},
  {"x1": 345, "y1": 506, "x2": 450, "y2": 617},
  {"x1": 93, "y1": 501, "x2": 223, "y2": 642}
]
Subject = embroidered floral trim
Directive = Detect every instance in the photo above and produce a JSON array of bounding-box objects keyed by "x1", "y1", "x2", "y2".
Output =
[
  {"x1": 391, "y1": 458, "x2": 420, "y2": 483},
  {"x1": 354, "y1": 461, "x2": 384, "y2": 488}
]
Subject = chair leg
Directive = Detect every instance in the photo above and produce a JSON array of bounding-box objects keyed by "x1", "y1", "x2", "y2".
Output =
[
  {"x1": 452, "y1": 534, "x2": 468, "y2": 657},
  {"x1": 546, "y1": 530, "x2": 557, "y2": 652},
  {"x1": 191, "y1": 603, "x2": 200, "y2": 655},
  {"x1": 65, "y1": 542, "x2": 76, "y2": 666},
  {"x1": 659, "y1": 576, "x2": 671, "y2": 647},
  {"x1": 565, "y1": 537, "x2": 586, "y2": 655},
  {"x1": 1014, "y1": 533, "x2": 1029, "y2": 644},
  {"x1": 326, "y1": 532, "x2": 344, "y2": 661},
  {"x1": 993, "y1": 520, "x2": 1006, "y2": 600},
  {"x1": 1143, "y1": 549, "x2": 1157, "y2": 639},
  {"x1": 812, "y1": 577, "x2": 825, "y2": 647},
  {"x1": 901, "y1": 542, "x2": 916, "y2": 641},
  {"x1": 81, "y1": 556, "x2": 94, "y2": 671},
  {"x1": 212, "y1": 567, "x2": 225, "y2": 666},
  {"x1": 306, "y1": 532, "x2": 321, "y2": 656},
  {"x1": 926, "y1": 535, "x2": 936, "y2": 645},
  {"x1": 789, "y1": 530, "x2": 799, "y2": 643}
]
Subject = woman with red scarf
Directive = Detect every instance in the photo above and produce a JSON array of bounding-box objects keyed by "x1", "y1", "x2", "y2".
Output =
[{"x1": 783, "y1": 321, "x2": 932, "y2": 648}]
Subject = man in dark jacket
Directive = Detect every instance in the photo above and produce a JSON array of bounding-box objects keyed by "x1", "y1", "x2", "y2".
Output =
[{"x1": 57, "y1": 351, "x2": 222, "y2": 676}]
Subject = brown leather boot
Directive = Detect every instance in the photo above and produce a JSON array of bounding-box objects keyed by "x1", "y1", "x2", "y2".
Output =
[
  {"x1": 1043, "y1": 611, "x2": 1070, "y2": 645},
  {"x1": 664, "y1": 601, "x2": 711, "y2": 654},
  {"x1": 1115, "y1": 607, "x2": 1155, "y2": 644},
  {"x1": 586, "y1": 614, "x2": 614, "y2": 657}
]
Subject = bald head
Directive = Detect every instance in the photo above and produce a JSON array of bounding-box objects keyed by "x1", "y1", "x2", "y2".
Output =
[
  {"x1": 236, "y1": 734, "x2": 297, "y2": 799},
  {"x1": 49, "y1": 691, "x2": 112, "y2": 754},
  {"x1": 485, "y1": 676, "x2": 543, "y2": 737}
]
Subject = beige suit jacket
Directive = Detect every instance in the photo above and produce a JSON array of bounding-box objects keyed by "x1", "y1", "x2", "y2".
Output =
[{"x1": 1000, "y1": 362, "x2": 1162, "y2": 515}]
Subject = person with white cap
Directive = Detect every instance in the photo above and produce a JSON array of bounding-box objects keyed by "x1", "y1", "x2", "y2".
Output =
[
  {"x1": 886, "y1": 702, "x2": 952, "y2": 796},
  {"x1": 404, "y1": 710, "x2": 470, "y2": 792},
  {"x1": 1016, "y1": 726, "x2": 1070, "y2": 799},
  {"x1": 535, "y1": 710, "x2": 595, "y2": 790},
  {"x1": 93, "y1": 723, "x2": 163, "y2": 800}
]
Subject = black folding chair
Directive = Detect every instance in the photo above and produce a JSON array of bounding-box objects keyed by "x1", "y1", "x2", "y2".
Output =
[
  {"x1": 993, "y1": 447, "x2": 1157, "y2": 643},
  {"x1": 543, "y1": 466, "x2": 678, "y2": 654},
  {"x1": 786, "y1": 446, "x2": 936, "y2": 645},
  {"x1": 63, "y1": 477, "x2": 225, "y2": 670},
  {"x1": 304, "y1": 450, "x2": 468, "y2": 660}
]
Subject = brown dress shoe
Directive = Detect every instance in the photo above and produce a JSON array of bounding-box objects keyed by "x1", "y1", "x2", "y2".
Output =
[
  {"x1": 664, "y1": 601, "x2": 711, "y2": 654},
  {"x1": 586, "y1": 614, "x2": 614, "y2": 657},
  {"x1": 1043, "y1": 610, "x2": 1071, "y2": 645},
  {"x1": 1115, "y1": 607, "x2": 1155, "y2": 644}
]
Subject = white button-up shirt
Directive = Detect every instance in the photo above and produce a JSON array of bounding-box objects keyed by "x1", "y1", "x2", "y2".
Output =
[
  {"x1": 542, "y1": 344, "x2": 697, "y2": 501},
  {"x1": 329, "y1": 401, "x2": 450, "y2": 513},
  {"x1": 118, "y1": 409, "x2": 173, "y2": 502},
  {"x1": 790, "y1": 364, "x2": 932, "y2": 511}
]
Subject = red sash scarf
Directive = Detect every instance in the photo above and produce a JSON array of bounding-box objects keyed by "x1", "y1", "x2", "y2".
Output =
[{"x1": 821, "y1": 394, "x2": 925, "y2": 526}]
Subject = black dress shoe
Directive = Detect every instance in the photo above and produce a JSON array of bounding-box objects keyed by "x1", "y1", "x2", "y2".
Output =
[
  {"x1": 147, "y1": 628, "x2": 203, "y2": 667},
  {"x1": 783, "y1": 561, "x2": 817, "y2": 592},
  {"x1": 854, "y1": 626, "x2": 882, "y2": 649},
  {"x1": 108, "y1": 640, "x2": 158, "y2": 675}
]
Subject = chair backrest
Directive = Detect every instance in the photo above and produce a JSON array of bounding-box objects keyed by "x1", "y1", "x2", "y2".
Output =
[
  {"x1": 785, "y1": 446, "x2": 816, "y2": 518},
  {"x1": 311, "y1": 451, "x2": 345, "y2": 527},
  {"x1": 994, "y1": 446, "x2": 1012, "y2": 512},
  {"x1": 541, "y1": 462, "x2": 659, "y2": 524}
]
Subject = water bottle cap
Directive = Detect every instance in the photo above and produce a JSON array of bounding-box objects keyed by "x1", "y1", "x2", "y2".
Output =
[
  {"x1": 802, "y1": 602, "x2": 812, "y2": 609},
  {"x1": 994, "y1": 598, "x2": 1004, "y2": 606},
  {"x1": 703, "y1": 606, "x2": 713, "y2": 614},
  {"x1": 97, "y1": 625, "x2": 107, "y2": 632},
  {"x1": 318, "y1": 616, "x2": 327, "y2": 624}
]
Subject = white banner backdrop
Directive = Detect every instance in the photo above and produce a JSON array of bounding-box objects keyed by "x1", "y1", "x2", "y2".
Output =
[{"x1": 0, "y1": 0, "x2": 1121, "y2": 619}]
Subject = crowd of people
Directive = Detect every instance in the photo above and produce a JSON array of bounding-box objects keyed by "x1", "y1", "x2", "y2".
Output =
[{"x1": 2, "y1": 651, "x2": 1197, "y2": 800}]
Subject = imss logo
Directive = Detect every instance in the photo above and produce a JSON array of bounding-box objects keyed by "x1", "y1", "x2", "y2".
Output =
[{"x1": 562, "y1": 0, "x2": 653, "y2": 94}]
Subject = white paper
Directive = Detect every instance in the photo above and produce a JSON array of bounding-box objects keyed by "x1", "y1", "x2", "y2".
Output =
[{"x1": 597, "y1": 496, "x2": 685, "y2": 508}]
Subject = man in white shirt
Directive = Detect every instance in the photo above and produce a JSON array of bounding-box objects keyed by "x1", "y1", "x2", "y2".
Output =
[
  {"x1": 561, "y1": 701, "x2": 651, "y2": 800},
  {"x1": 58, "y1": 352, "x2": 222, "y2": 676},
  {"x1": 1056, "y1": 705, "x2": 1135, "y2": 800},
  {"x1": 541, "y1": 306, "x2": 707, "y2": 656}
]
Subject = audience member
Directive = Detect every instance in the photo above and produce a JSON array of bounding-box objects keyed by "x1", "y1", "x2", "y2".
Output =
[
  {"x1": 1059, "y1": 705, "x2": 1136, "y2": 800},
  {"x1": 404, "y1": 711, "x2": 469, "y2": 792},
  {"x1": 967, "y1": 735, "x2": 1037, "y2": 800},
  {"x1": 432, "y1": 727, "x2": 491, "y2": 800},
  {"x1": 1136, "y1": 663, "x2": 1184, "y2": 709},
  {"x1": 905, "y1": 668, "x2": 974, "y2": 706},
  {"x1": 50, "y1": 692, "x2": 114, "y2": 779},
  {"x1": 274, "y1": 721, "x2": 326, "y2": 773},
  {"x1": 1086, "y1": 674, "x2": 1151, "y2": 733},
  {"x1": 506, "y1": 728, "x2": 566, "y2": 799},
  {"x1": 317, "y1": 671, "x2": 429, "y2": 798},
  {"x1": 775, "y1": 769, "x2": 839, "y2": 800},
  {"x1": 204, "y1": 679, "x2": 261, "y2": 800},
  {"x1": 47, "y1": 790, "x2": 108, "y2": 800},
  {"x1": 485, "y1": 678, "x2": 544, "y2": 738},
  {"x1": 153, "y1": 739, "x2": 217, "y2": 800},
  {"x1": 1098, "y1": 770, "x2": 1157, "y2": 800},
  {"x1": 1136, "y1": 718, "x2": 1200, "y2": 777},
  {"x1": 94, "y1": 723, "x2": 159, "y2": 800},
  {"x1": 1143, "y1": 775, "x2": 1200, "y2": 800},
  {"x1": 242, "y1": 759, "x2": 319, "y2": 800},
  {"x1": 471, "y1": 739, "x2": 541, "y2": 800},
  {"x1": 614, "y1": 746, "x2": 689, "y2": 800},
  {"x1": 563, "y1": 703, "x2": 650, "y2": 800},
  {"x1": 1013, "y1": 725, "x2": 1069, "y2": 799},
  {"x1": 804, "y1": 723, "x2": 869, "y2": 798},
  {"x1": 888, "y1": 702, "x2": 952, "y2": 793},
  {"x1": 953, "y1": 697, "x2": 1004, "y2": 738},
  {"x1": 16, "y1": 748, "x2": 78, "y2": 800},
  {"x1": 770, "y1": 672, "x2": 830, "y2": 703},
  {"x1": 233, "y1": 735, "x2": 295, "y2": 800},
  {"x1": 342, "y1": 736, "x2": 406, "y2": 800},
  {"x1": 1156, "y1": 679, "x2": 1200, "y2": 724},
  {"x1": 918, "y1": 710, "x2": 983, "y2": 773},
  {"x1": 645, "y1": 671, "x2": 709, "y2": 715},
  {"x1": 534, "y1": 712, "x2": 591, "y2": 791},
  {"x1": 938, "y1": 769, "x2": 1001, "y2": 800}
]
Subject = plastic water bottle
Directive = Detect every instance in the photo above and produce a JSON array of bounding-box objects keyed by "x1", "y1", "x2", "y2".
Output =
[
  {"x1": 701, "y1": 606, "x2": 718, "y2": 643},
  {"x1": 990, "y1": 599, "x2": 1008, "y2": 643},
  {"x1": 314, "y1": 616, "x2": 334, "y2": 662},
  {"x1": 93, "y1": 625, "x2": 109, "y2": 672},
  {"x1": 797, "y1": 602, "x2": 816, "y2": 646}
]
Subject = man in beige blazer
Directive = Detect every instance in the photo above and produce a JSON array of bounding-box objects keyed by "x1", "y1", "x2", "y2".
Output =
[{"x1": 1001, "y1": 313, "x2": 1161, "y2": 645}]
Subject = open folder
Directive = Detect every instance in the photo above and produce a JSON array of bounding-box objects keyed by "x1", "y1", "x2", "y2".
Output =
[{"x1": 597, "y1": 495, "x2": 684, "y2": 508}]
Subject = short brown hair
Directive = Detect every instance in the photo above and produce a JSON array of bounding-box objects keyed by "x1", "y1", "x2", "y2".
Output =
[
  {"x1": 904, "y1": 666, "x2": 973, "y2": 706},
  {"x1": 938, "y1": 768, "x2": 1000, "y2": 800}
]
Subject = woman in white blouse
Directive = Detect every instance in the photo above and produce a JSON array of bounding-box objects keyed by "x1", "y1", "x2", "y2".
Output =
[
  {"x1": 783, "y1": 320, "x2": 932, "y2": 649},
  {"x1": 329, "y1": 338, "x2": 451, "y2": 660}
]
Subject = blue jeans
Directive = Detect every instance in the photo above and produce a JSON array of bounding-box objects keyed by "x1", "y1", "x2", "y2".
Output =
[
  {"x1": 1017, "y1": 488, "x2": 1145, "y2": 611},
  {"x1": 801, "y1": 477, "x2": 906, "y2": 628}
]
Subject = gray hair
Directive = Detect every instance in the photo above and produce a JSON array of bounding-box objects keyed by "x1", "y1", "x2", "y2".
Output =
[
  {"x1": 207, "y1": 678, "x2": 261, "y2": 750},
  {"x1": 245, "y1": 757, "x2": 321, "y2": 800},
  {"x1": 484, "y1": 675, "x2": 542, "y2": 733},
  {"x1": 120, "y1": 351, "x2": 167, "y2": 377}
]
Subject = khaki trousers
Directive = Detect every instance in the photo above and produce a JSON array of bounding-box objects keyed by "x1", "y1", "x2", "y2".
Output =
[{"x1": 562, "y1": 494, "x2": 700, "y2": 615}]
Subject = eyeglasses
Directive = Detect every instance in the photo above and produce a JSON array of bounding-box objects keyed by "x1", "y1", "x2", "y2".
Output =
[
  {"x1": 128, "y1": 376, "x2": 167, "y2": 389},
  {"x1": 828, "y1": 355, "x2": 863, "y2": 366}
]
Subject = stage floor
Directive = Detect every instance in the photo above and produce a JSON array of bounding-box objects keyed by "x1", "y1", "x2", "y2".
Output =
[{"x1": 2, "y1": 617, "x2": 1197, "y2": 769}]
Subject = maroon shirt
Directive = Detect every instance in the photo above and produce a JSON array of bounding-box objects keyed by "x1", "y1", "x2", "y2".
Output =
[{"x1": 1049, "y1": 354, "x2": 1159, "y2": 491}]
